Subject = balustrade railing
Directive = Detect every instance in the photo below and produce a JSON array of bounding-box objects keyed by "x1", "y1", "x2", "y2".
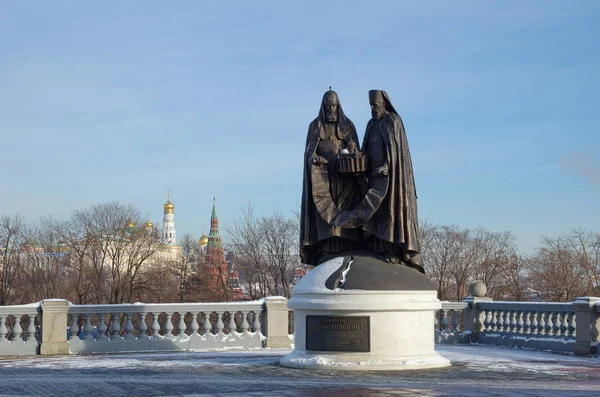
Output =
[
  {"x1": 0, "y1": 289, "x2": 598, "y2": 357},
  {"x1": 475, "y1": 301, "x2": 576, "y2": 352},
  {"x1": 436, "y1": 302, "x2": 469, "y2": 344},
  {"x1": 0, "y1": 303, "x2": 41, "y2": 355},
  {"x1": 67, "y1": 302, "x2": 265, "y2": 354}
]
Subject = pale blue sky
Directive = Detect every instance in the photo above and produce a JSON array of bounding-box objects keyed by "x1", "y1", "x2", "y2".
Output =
[{"x1": 1, "y1": 1, "x2": 599, "y2": 253}]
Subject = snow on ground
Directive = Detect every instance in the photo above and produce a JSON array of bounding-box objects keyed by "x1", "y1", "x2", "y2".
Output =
[{"x1": 0, "y1": 345, "x2": 599, "y2": 396}]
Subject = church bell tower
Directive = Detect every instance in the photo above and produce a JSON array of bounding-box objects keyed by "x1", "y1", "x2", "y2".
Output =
[{"x1": 162, "y1": 192, "x2": 177, "y2": 245}]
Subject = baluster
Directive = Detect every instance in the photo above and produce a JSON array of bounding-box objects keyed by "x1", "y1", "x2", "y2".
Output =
[
  {"x1": 150, "y1": 312, "x2": 161, "y2": 338},
  {"x1": 110, "y1": 313, "x2": 121, "y2": 340},
  {"x1": 537, "y1": 311, "x2": 546, "y2": 337},
  {"x1": 69, "y1": 314, "x2": 80, "y2": 341},
  {"x1": 440, "y1": 310, "x2": 449, "y2": 333},
  {"x1": 241, "y1": 311, "x2": 250, "y2": 334},
  {"x1": 452, "y1": 311, "x2": 460, "y2": 332},
  {"x1": 124, "y1": 313, "x2": 134, "y2": 339},
  {"x1": 228, "y1": 312, "x2": 237, "y2": 334},
  {"x1": 490, "y1": 309, "x2": 498, "y2": 332},
  {"x1": 216, "y1": 312, "x2": 225, "y2": 336},
  {"x1": 202, "y1": 312, "x2": 212, "y2": 336},
  {"x1": 138, "y1": 312, "x2": 148, "y2": 339},
  {"x1": 544, "y1": 312, "x2": 553, "y2": 336},
  {"x1": 11, "y1": 315, "x2": 23, "y2": 342},
  {"x1": 551, "y1": 311, "x2": 559, "y2": 337},
  {"x1": 498, "y1": 310, "x2": 506, "y2": 333},
  {"x1": 496, "y1": 310, "x2": 503, "y2": 333},
  {"x1": 504, "y1": 310, "x2": 517, "y2": 334},
  {"x1": 0, "y1": 316, "x2": 7, "y2": 342},
  {"x1": 252, "y1": 311, "x2": 261, "y2": 333},
  {"x1": 177, "y1": 312, "x2": 187, "y2": 338},
  {"x1": 531, "y1": 311, "x2": 539, "y2": 336},
  {"x1": 568, "y1": 313, "x2": 576, "y2": 338},
  {"x1": 483, "y1": 310, "x2": 491, "y2": 332},
  {"x1": 496, "y1": 310, "x2": 506, "y2": 333},
  {"x1": 515, "y1": 311, "x2": 523, "y2": 335},
  {"x1": 503, "y1": 310, "x2": 511, "y2": 334},
  {"x1": 83, "y1": 313, "x2": 94, "y2": 340},
  {"x1": 474, "y1": 309, "x2": 483, "y2": 333},
  {"x1": 559, "y1": 312, "x2": 568, "y2": 338},
  {"x1": 522, "y1": 311, "x2": 531, "y2": 335},
  {"x1": 25, "y1": 315, "x2": 37, "y2": 342},
  {"x1": 163, "y1": 312, "x2": 174, "y2": 339},
  {"x1": 508, "y1": 310, "x2": 516, "y2": 334},
  {"x1": 97, "y1": 313, "x2": 108, "y2": 340},
  {"x1": 190, "y1": 312, "x2": 200, "y2": 337}
]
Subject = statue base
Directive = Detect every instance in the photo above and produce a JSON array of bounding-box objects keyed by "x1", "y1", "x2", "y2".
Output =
[{"x1": 280, "y1": 256, "x2": 450, "y2": 371}]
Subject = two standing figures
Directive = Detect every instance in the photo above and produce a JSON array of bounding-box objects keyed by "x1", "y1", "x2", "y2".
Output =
[{"x1": 300, "y1": 89, "x2": 423, "y2": 273}]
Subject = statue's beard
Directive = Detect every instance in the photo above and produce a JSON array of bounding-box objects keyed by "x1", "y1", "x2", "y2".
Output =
[
  {"x1": 325, "y1": 112, "x2": 338, "y2": 123},
  {"x1": 372, "y1": 109, "x2": 384, "y2": 120}
]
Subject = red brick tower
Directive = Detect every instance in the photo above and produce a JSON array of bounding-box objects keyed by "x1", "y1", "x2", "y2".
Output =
[{"x1": 202, "y1": 198, "x2": 229, "y2": 301}]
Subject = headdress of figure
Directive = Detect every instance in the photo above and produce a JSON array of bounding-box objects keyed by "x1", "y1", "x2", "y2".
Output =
[
  {"x1": 369, "y1": 89, "x2": 399, "y2": 116},
  {"x1": 316, "y1": 88, "x2": 353, "y2": 141}
]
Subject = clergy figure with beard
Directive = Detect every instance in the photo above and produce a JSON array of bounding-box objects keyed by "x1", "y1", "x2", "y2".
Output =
[
  {"x1": 360, "y1": 90, "x2": 423, "y2": 273},
  {"x1": 300, "y1": 89, "x2": 362, "y2": 266}
]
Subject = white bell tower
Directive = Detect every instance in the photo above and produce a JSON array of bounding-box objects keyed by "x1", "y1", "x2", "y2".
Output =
[{"x1": 162, "y1": 191, "x2": 177, "y2": 245}]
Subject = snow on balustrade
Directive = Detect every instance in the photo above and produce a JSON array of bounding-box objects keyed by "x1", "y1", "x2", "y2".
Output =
[
  {"x1": 0, "y1": 302, "x2": 41, "y2": 355},
  {"x1": 66, "y1": 301, "x2": 266, "y2": 354},
  {"x1": 475, "y1": 301, "x2": 576, "y2": 352},
  {"x1": 436, "y1": 302, "x2": 469, "y2": 344}
]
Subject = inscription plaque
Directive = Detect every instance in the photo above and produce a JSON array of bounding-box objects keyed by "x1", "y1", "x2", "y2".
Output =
[{"x1": 305, "y1": 315, "x2": 370, "y2": 352}]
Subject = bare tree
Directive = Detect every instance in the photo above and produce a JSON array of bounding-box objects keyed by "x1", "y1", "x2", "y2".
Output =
[
  {"x1": 470, "y1": 229, "x2": 518, "y2": 300},
  {"x1": 499, "y1": 253, "x2": 531, "y2": 301},
  {"x1": 226, "y1": 203, "x2": 299, "y2": 299},
  {"x1": 19, "y1": 217, "x2": 70, "y2": 303},
  {"x1": 175, "y1": 233, "x2": 198, "y2": 302},
  {"x1": 528, "y1": 229, "x2": 598, "y2": 301},
  {"x1": 61, "y1": 202, "x2": 163, "y2": 304},
  {"x1": 0, "y1": 215, "x2": 24, "y2": 305},
  {"x1": 259, "y1": 210, "x2": 299, "y2": 297}
]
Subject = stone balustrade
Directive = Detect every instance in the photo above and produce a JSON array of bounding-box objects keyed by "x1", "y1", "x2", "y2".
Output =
[
  {"x1": 475, "y1": 301, "x2": 576, "y2": 352},
  {"x1": 1, "y1": 288, "x2": 599, "y2": 357},
  {"x1": 436, "y1": 302, "x2": 469, "y2": 344},
  {"x1": 436, "y1": 284, "x2": 600, "y2": 355},
  {"x1": 0, "y1": 303, "x2": 41, "y2": 355},
  {"x1": 67, "y1": 301, "x2": 266, "y2": 354},
  {"x1": 0, "y1": 297, "x2": 290, "y2": 356}
]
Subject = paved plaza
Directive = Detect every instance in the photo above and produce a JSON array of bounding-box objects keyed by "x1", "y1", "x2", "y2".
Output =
[{"x1": 0, "y1": 345, "x2": 599, "y2": 397}]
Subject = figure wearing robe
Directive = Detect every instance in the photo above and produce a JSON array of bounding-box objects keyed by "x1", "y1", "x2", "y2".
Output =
[
  {"x1": 300, "y1": 90, "x2": 363, "y2": 266},
  {"x1": 361, "y1": 90, "x2": 423, "y2": 273}
]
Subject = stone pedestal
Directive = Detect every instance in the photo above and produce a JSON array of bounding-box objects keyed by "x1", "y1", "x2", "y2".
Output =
[
  {"x1": 40, "y1": 299, "x2": 70, "y2": 356},
  {"x1": 281, "y1": 257, "x2": 450, "y2": 370}
]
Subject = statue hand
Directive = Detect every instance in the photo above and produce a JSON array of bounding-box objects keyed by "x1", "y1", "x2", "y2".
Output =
[
  {"x1": 347, "y1": 140, "x2": 357, "y2": 153},
  {"x1": 373, "y1": 165, "x2": 388, "y2": 176},
  {"x1": 312, "y1": 156, "x2": 328, "y2": 166}
]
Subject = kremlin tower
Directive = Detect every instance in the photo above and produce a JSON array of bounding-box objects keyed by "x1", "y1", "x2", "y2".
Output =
[
  {"x1": 201, "y1": 198, "x2": 229, "y2": 301},
  {"x1": 162, "y1": 192, "x2": 177, "y2": 245}
]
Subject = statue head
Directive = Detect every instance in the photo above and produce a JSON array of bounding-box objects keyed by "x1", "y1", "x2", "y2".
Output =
[
  {"x1": 369, "y1": 90, "x2": 386, "y2": 120},
  {"x1": 323, "y1": 90, "x2": 339, "y2": 124}
]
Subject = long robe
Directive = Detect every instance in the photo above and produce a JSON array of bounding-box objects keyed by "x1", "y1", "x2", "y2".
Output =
[
  {"x1": 362, "y1": 111, "x2": 422, "y2": 272},
  {"x1": 300, "y1": 99, "x2": 361, "y2": 266}
]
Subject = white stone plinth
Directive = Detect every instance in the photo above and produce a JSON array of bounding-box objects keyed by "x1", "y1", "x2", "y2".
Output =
[{"x1": 281, "y1": 258, "x2": 450, "y2": 370}]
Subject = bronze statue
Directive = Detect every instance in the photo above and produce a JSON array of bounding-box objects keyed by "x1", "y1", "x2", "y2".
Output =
[
  {"x1": 300, "y1": 89, "x2": 423, "y2": 274},
  {"x1": 362, "y1": 90, "x2": 421, "y2": 273},
  {"x1": 300, "y1": 89, "x2": 363, "y2": 266}
]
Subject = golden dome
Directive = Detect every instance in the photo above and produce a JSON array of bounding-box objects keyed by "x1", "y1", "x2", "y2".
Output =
[
  {"x1": 199, "y1": 232, "x2": 208, "y2": 247},
  {"x1": 143, "y1": 219, "x2": 153, "y2": 229},
  {"x1": 126, "y1": 219, "x2": 136, "y2": 228},
  {"x1": 164, "y1": 200, "x2": 174, "y2": 214}
]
